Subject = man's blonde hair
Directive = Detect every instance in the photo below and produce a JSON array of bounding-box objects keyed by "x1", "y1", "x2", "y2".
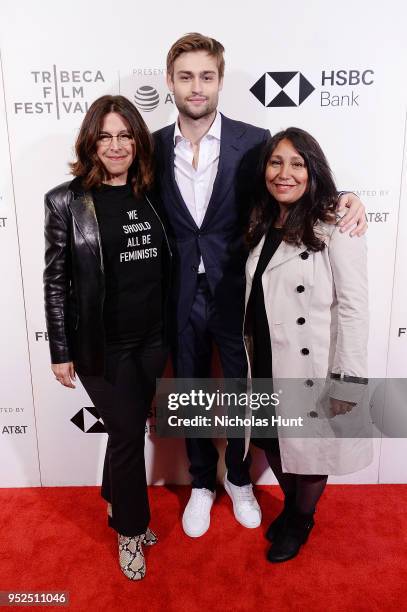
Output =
[{"x1": 166, "y1": 32, "x2": 225, "y2": 79}]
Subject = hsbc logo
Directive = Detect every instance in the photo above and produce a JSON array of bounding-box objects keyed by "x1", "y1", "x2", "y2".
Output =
[
  {"x1": 250, "y1": 72, "x2": 315, "y2": 107},
  {"x1": 71, "y1": 406, "x2": 106, "y2": 433},
  {"x1": 251, "y1": 68, "x2": 375, "y2": 109}
]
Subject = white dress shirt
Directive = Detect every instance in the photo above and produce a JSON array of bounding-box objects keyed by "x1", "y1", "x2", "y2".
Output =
[{"x1": 173, "y1": 112, "x2": 221, "y2": 273}]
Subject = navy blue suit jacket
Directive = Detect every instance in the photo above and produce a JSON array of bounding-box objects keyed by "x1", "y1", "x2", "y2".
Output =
[{"x1": 154, "y1": 114, "x2": 270, "y2": 336}]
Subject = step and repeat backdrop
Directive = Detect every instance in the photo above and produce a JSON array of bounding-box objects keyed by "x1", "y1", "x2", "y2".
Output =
[{"x1": 0, "y1": 1, "x2": 406, "y2": 486}]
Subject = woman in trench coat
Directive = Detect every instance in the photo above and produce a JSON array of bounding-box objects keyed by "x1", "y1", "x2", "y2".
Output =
[{"x1": 244, "y1": 127, "x2": 371, "y2": 563}]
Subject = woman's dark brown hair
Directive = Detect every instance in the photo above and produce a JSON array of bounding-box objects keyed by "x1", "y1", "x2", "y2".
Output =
[
  {"x1": 70, "y1": 95, "x2": 154, "y2": 196},
  {"x1": 246, "y1": 127, "x2": 338, "y2": 251}
]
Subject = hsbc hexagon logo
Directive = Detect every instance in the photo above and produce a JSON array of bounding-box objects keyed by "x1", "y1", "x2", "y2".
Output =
[
  {"x1": 71, "y1": 406, "x2": 106, "y2": 433},
  {"x1": 250, "y1": 72, "x2": 315, "y2": 107}
]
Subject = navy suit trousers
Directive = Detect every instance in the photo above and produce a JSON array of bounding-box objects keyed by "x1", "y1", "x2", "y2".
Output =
[{"x1": 173, "y1": 274, "x2": 251, "y2": 490}]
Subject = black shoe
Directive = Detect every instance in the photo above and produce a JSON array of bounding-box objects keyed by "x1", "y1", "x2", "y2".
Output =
[
  {"x1": 265, "y1": 495, "x2": 295, "y2": 542},
  {"x1": 267, "y1": 511, "x2": 314, "y2": 563}
]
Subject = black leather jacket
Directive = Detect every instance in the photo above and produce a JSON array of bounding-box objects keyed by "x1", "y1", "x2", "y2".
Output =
[{"x1": 43, "y1": 176, "x2": 172, "y2": 375}]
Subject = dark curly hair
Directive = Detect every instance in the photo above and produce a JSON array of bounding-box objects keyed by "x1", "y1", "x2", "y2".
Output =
[
  {"x1": 70, "y1": 95, "x2": 154, "y2": 197},
  {"x1": 246, "y1": 127, "x2": 338, "y2": 251}
]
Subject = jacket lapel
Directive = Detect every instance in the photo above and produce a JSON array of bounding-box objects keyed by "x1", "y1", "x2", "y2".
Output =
[
  {"x1": 161, "y1": 125, "x2": 198, "y2": 229},
  {"x1": 69, "y1": 191, "x2": 104, "y2": 271},
  {"x1": 246, "y1": 235, "x2": 265, "y2": 281},
  {"x1": 201, "y1": 114, "x2": 242, "y2": 230},
  {"x1": 264, "y1": 240, "x2": 305, "y2": 272},
  {"x1": 247, "y1": 235, "x2": 306, "y2": 279}
]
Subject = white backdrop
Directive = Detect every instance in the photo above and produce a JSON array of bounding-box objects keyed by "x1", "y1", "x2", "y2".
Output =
[{"x1": 0, "y1": 0, "x2": 406, "y2": 487}]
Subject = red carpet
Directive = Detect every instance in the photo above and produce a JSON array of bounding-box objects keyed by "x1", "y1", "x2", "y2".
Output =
[{"x1": 1, "y1": 485, "x2": 406, "y2": 611}]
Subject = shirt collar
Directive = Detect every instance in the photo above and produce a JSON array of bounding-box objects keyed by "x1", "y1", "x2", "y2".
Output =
[{"x1": 174, "y1": 111, "x2": 222, "y2": 145}]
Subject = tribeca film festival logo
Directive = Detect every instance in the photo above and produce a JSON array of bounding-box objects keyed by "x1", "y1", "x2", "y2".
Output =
[
  {"x1": 13, "y1": 67, "x2": 105, "y2": 119},
  {"x1": 250, "y1": 69, "x2": 374, "y2": 108}
]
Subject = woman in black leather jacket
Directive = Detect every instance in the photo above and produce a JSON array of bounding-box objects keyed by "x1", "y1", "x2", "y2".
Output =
[{"x1": 44, "y1": 95, "x2": 171, "y2": 581}]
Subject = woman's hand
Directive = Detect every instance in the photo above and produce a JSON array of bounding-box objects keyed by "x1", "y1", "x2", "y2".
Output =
[
  {"x1": 330, "y1": 397, "x2": 356, "y2": 416},
  {"x1": 337, "y1": 193, "x2": 367, "y2": 236},
  {"x1": 51, "y1": 362, "x2": 76, "y2": 388}
]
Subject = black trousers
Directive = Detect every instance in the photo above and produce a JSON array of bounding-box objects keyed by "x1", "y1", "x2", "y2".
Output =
[
  {"x1": 174, "y1": 274, "x2": 251, "y2": 492},
  {"x1": 79, "y1": 325, "x2": 168, "y2": 537}
]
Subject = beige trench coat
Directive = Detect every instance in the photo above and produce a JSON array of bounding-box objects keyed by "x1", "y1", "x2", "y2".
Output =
[{"x1": 244, "y1": 220, "x2": 373, "y2": 475}]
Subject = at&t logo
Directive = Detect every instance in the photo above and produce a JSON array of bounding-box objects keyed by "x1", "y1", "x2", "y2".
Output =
[
  {"x1": 134, "y1": 86, "x2": 160, "y2": 112},
  {"x1": 2, "y1": 425, "x2": 28, "y2": 434}
]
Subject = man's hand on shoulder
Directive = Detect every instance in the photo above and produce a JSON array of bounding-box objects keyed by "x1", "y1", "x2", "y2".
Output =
[{"x1": 337, "y1": 192, "x2": 367, "y2": 237}]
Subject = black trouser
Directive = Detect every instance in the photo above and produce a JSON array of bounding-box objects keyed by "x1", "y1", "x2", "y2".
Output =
[
  {"x1": 79, "y1": 325, "x2": 167, "y2": 537},
  {"x1": 174, "y1": 274, "x2": 251, "y2": 492}
]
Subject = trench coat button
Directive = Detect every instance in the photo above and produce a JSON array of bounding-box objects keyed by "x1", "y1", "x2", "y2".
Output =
[
  {"x1": 296, "y1": 285, "x2": 305, "y2": 293},
  {"x1": 301, "y1": 348, "x2": 310, "y2": 355},
  {"x1": 300, "y1": 251, "x2": 309, "y2": 260},
  {"x1": 297, "y1": 317, "x2": 306, "y2": 325},
  {"x1": 305, "y1": 379, "x2": 314, "y2": 387},
  {"x1": 309, "y1": 410, "x2": 318, "y2": 418}
]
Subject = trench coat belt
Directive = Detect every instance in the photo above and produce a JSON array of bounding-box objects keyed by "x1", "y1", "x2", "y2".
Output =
[{"x1": 330, "y1": 373, "x2": 368, "y2": 385}]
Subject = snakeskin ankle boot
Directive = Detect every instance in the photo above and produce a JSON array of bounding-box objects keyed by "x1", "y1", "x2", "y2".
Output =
[
  {"x1": 142, "y1": 527, "x2": 158, "y2": 546},
  {"x1": 118, "y1": 534, "x2": 146, "y2": 580}
]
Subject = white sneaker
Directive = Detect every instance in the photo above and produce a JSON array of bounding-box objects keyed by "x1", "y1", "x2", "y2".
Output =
[
  {"x1": 224, "y1": 474, "x2": 261, "y2": 528},
  {"x1": 182, "y1": 488, "x2": 216, "y2": 538}
]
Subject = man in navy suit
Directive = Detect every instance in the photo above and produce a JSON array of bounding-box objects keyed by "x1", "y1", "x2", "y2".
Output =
[{"x1": 154, "y1": 33, "x2": 366, "y2": 538}]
